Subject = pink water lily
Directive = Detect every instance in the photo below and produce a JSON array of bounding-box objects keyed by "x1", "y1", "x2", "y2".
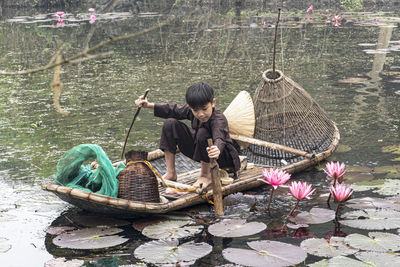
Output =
[
  {"x1": 324, "y1": 161, "x2": 346, "y2": 181},
  {"x1": 288, "y1": 181, "x2": 315, "y2": 216},
  {"x1": 89, "y1": 14, "x2": 96, "y2": 24},
  {"x1": 56, "y1": 11, "x2": 65, "y2": 18},
  {"x1": 306, "y1": 5, "x2": 313, "y2": 13},
  {"x1": 332, "y1": 15, "x2": 341, "y2": 27},
  {"x1": 330, "y1": 183, "x2": 353, "y2": 217},
  {"x1": 259, "y1": 168, "x2": 291, "y2": 189},
  {"x1": 289, "y1": 181, "x2": 315, "y2": 200},
  {"x1": 258, "y1": 168, "x2": 291, "y2": 212},
  {"x1": 330, "y1": 183, "x2": 353, "y2": 202},
  {"x1": 88, "y1": 8, "x2": 95, "y2": 12},
  {"x1": 324, "y1": 161, "x2": 346, "y2": 202}
]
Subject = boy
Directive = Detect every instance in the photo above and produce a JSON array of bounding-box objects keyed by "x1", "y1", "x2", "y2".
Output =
[{"x1": 135, "y1": 82, "x2": 240, "y2": 189}]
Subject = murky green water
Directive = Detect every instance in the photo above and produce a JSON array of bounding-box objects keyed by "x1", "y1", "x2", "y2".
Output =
[{"x1": 1, "y1": 1, "x2": 400, "y2": 266}]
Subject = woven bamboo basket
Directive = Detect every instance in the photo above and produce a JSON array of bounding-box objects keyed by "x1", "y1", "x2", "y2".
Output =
[
  {"x1": 245, "y1": 69, "x2": 337, "y2": 167},
  {"x1": 117, "y1": 150, "x2": 160, "y2": 203}
]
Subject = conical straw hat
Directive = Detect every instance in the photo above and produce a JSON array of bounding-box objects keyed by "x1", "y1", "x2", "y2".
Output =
[{"x1": 224, "y1": 91, "x2": 255, "y2": 140}]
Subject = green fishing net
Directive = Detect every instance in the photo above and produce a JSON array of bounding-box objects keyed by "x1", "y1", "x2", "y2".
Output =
[{"x1": 54, "y1": 144, "x2": 126, "y2": 197}]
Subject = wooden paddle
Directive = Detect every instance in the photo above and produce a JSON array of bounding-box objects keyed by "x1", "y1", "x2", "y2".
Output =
[
  {"x1": 207, "y1": 139, "x2": 224, "y2": 216},
  {"x1": 121, "y1": 89, "x2": 150, "y2": 159}
]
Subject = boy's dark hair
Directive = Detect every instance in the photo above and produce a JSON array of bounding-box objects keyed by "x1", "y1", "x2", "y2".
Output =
[{"x1": 185, "y1": 82, "x2": 214, "y2": 108}]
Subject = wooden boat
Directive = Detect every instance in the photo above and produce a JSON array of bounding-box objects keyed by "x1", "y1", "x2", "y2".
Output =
[{"x1": 42, "y1": 126, "x2": 340, "y2": 218}]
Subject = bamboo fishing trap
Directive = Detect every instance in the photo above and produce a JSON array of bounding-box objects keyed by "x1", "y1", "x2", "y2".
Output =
[
  {"x1": 241, "y1": 69, "x2": 339, "y2": 167},
  {"x1": 229, "y1": 10, "x2": 339, "y2": 168}
]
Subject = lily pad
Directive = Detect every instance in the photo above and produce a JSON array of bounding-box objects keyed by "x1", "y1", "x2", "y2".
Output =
[
  {"x1": 132, "y1": 217, "x2": 165, "y2": 232},
  {"x1": 0, "y1": 237, "x2": 11, "y2": 253},
  {"x1": 134, "y1": 239, "x2": 212, "y2": 264},
  {"x1": 142, "y1": 220, "x2": 203, "y2": 239},
  {"x1": 346, "y1": 197, "x2": 400, "y2": 211},
  {"x1": 307, "y1": 258, "x2": 329, "y2": 267},
  {"x1": 350, "y1": 179, "x2": 385, "y2": 192},
  {"x1": 308, "y1": 256, "x2": 367, "y2": 267},
  {"x1": 53, "y1": 227, "x2": 128, "y2": 249},
  {"x1": 45, "y1": 226, "x2": 77, "y2": 235},
  {"x1": 68, "y1": 213, "x2": 130, "y2": 227},
  {"x1": 374, "y1": 179, "x2": 400, "y2": 195},
  {"x1": 208, "y1": 219, "x2": 266, "y2": 238},
  {"x1": 344, "y1": 172, "x2": 374, "y2": 183},
  {"x1": 289, "y1": 208, "x2": 335, "y2": 225},
  {"x1": 334, "y1": 144, "x2": 352, "y2": 153},
  {"x1": 340, "y1": 209, "x2": 400, "y2": 230},
  {"x1": 223, "y1": 240, "x2": 307, "y2": 267},
  {"x1": 345, "y1": 232, "x2": 400, "y2": 252},
  {"x1": 300, "y1": 237, "x2": 358, "y2": 258},
  {"x1": 351, "y1": 179, "x2": 400, "y2": 195},
  {"x1": 347, "y1": 165, "x2": 373, "y2": 173},
  {"x1": 381, "y1": 145, "x2": 400, "y2": 155},
  {"x1": 286, "y1": 223, "x2": 309, "y2": 229},
  {"x1": 373, "y1": 165, "x2": 400, "y2": 178},
  {"x1": 338, "y1": 77, "x2": 368, "y2": 84},
  {"x1": 44, "y1": 257, "x2": 84, "y2": 267},
  {"x1": 355, "y1": 251, "x2": 400, "y2": 266}
]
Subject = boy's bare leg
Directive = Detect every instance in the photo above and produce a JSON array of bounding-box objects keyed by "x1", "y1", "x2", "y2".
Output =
[
  {"x1": 163, "y1": 150, "x2": 177, "y2": 181},
  {"x1": 193, "y1": 161, "x2": 212, "y2": 188}
]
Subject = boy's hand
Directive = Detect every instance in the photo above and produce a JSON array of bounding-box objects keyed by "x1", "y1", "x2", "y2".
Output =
[
  {"x1": 207, "y1": 145, "x2": 220, "y2": 159},
  {"x1": 135, "y1": 95, "x2": 154, "y2": 108}
]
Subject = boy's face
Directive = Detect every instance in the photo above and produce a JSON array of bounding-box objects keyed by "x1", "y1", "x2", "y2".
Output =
[{"x1": 190, "y1": 99, "x2": 216, "y2": 123}]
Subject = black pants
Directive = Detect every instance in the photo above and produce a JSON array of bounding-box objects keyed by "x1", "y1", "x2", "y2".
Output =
[{"x1": 160, "y1": 118, "x2": 234, "y2": 168}]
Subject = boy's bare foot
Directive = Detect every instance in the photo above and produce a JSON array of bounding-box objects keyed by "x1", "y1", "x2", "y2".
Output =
[
  {"x1": 193, "y1": 176, "x2": 212, "y2": 189},
  {"x1": 163, "y1": 172, "x2": 177, "y2": 181}
]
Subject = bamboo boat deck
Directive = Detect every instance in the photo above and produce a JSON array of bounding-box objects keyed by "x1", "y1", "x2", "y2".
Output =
[{"x1": 42, "y1": 123, "x2": 339, "y2": 218}]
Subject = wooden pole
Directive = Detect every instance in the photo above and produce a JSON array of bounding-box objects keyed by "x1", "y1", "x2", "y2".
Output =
[
  {"x1": 230, "y1": 134, "x2": 315, "y2": 159},
  {"x1": 272, "y1": 8, "x2": 281, "y2": 79},
  {"x1": 207, "y1": 139, "x2": 224, "y2": 216},
  {"x1": 121, "y1": 89, "x2": 150, "y2": 159}
]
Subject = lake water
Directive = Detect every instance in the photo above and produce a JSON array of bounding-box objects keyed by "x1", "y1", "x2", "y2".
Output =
[{"x1": 0, "y1": 1, "x2": 400, "y2": 266}]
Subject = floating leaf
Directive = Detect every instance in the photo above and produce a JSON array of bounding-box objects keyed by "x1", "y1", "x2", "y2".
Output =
[
  {"x1": 345, "y1": 232, "x2": 400, "y2": 252},
  {"x1": 347, "y1": 165, "x2": 373, "y2": 173},
  {"x1": 46, "y1": 226, "x2": 76, "y2": 235},
  {"x1": 307, "y1": 258, "x2": 329, "y2": 267},
  {"x1": 0, "y1": 237, "x2": 11, "y2": 253},
  {"x1": 346, "y1": 197, "x2": 400, "y2": 211},
  {"x1": 53, "y1": 227, "x2": 128, "y2": 249},
  {"x1": 355, "y1": 251, "x2": 400, "y2": 266},
  {"x1": 340, "y1": 209, "x2": 400, "y2": 230},
  {"x1": 134, "y1": 239, "x2": 212, "y2": 264},
  {"x1": 44, "y1": 257, "x2": 84, "y2": 267},
  {"x1": 132, "y1": 217, "x2": 165, "y2": 232},
  {"x1": 344, "y1": 172, "x2": 374, "y2": 183},
  {"x1": 208, "y1": 219, "x2": 266, "y2": 238},
  {"x1": 338, "y1": 77, "x2": 368, "y2": 84},
  {"x1": 373, "y1": 165, "x2": 400, "y2": 178},
  {"x1": 142, "y1": 220, "x2": 203, "y2": 239},
  {"x1": 300, "y1": 237, "x2": 358, "y2": 257},
  {"x1": 334, "y1": 144, "x2": 352, "y2": 153},
  {"x1": 286, "y1": 223, "x2": 309, "y2": 229},
  {"x1": 381, "y1": 145, "x2": 400, "y2": 155},
  {"x1": 374, "y1": 179, "x2": 400, "y2": 195},
  {"x1": 308, "y1": 256, "x2": 368, "y2": 267},
  {"x1": 351, "y1": 179, "x2": 400, "y2": 195},
  {"x1": 309, "y1": 256, "x2": 367, "y2": 267},
  {"x1": 222, "y1": 240, "x2": 307, "y2": 267},
  {"x1": 350, "y1": 179, "x2": 385, "y2": 192},
  {"x1": 289, "y1": 208, "x2": 335, "y2": 225},
  {"x1": 68, "y1": 213, "x2": 130, "y2": 227}
]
